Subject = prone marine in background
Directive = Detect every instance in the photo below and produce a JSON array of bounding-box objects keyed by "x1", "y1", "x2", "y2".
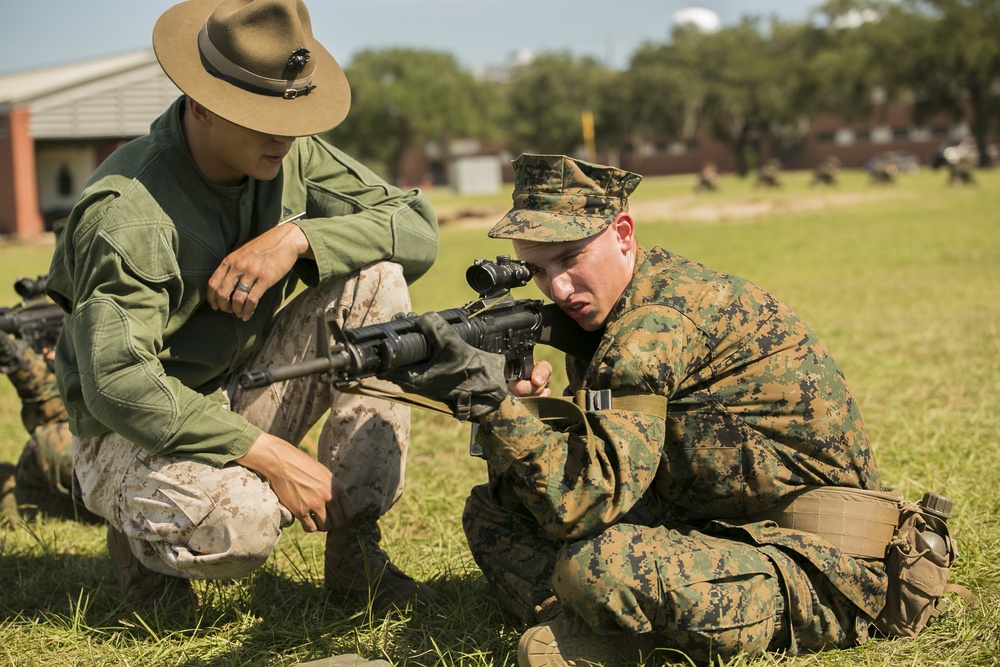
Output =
[
  {"x1": 755, "y1": 157, "x2": 783, "y2": 188},
  {"x1": 811, "y1": 155, "x2": 841, "y2": 186},
  {"x1": 0, "y1": 275, "x2": 98, "y2": 525}
]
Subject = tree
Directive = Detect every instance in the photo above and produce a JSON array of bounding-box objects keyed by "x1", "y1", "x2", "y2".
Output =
[
  {"x1": 324, "y1": 49, "x2": 501, "y2": 182},
  {"x1": 606, "y1": 44, "x2": 690, "y2": 150},
  {"x1": 502, "y1": 52, "x2": 612, "y2": 157},
  {"x1": 804, "y1": 2, "x2": 892, "y2": 123},
  {"x1": 813, "y1": 0, "x2": 999, "y2": 166},
  {"x1": 890, "y1": 0, "x2": 1000, "y2": 166},
  {"x1": 647, "y1": 19, "x2": 816, "y2": 175}
]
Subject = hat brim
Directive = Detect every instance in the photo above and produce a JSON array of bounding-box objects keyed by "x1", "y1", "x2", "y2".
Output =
[
  {"x1": 153, "y1": 0, "x2": 350, "y2": 137},
  {"x1": 488, "y1": 209, "x2": 614, "y2": 242}
]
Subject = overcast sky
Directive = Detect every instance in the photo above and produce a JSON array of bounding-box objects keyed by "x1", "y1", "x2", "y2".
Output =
[{"x1": 0, "y1": 0, "x2": 822, "y2": 76}]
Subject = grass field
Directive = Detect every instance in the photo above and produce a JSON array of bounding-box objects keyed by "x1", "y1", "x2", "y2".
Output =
[{"x1": 0, "y1": 166, "x2": 997, "y2": 666}]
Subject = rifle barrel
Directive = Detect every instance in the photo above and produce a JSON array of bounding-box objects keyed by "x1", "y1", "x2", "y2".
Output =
[
  {"x1": 0, "y1": 309, "x2": 15, "y2": 334},
  {"x1": 238, "y1": 356, "x2": 341, "y2": 389}
]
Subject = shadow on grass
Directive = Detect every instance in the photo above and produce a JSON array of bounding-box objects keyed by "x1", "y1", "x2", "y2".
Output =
[
  {"x1": 0, "y1": 544, "x2": 524, "y2": 665},
  {"x1": 171, "y1": 570, "x2": 524, "y2": 666},
  {"x1": 0, "y1": 550, "x2": 110, "y2": 619}
]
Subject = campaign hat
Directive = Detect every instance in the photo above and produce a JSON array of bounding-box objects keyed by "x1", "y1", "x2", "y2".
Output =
[{"x1": 153, "y1": 0, "x2": 350, "y2": 137}]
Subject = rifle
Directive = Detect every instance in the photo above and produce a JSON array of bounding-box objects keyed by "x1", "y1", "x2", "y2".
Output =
[
  {"x1": 0, "y1": 275, "x2": 64, "y2": 354},
  {"x1": 238, "y1": 256, "x2": 603, "y2": 391}
]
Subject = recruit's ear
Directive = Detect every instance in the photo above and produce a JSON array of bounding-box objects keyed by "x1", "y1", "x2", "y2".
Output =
[{"x1": 612, "y1": 212, "x2": 636, "y2": 254}]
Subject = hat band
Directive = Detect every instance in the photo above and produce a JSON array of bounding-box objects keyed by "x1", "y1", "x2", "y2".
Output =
[{"x1": 197, "y1": 23, "x2": 316, "y2": 99}]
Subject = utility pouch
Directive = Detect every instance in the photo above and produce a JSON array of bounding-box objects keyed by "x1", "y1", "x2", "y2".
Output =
[{"x1": 874, "y1": 492, "x2": 970, "y2": 637}]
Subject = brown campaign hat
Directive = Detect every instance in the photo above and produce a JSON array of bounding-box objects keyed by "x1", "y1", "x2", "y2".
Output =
[
  {"x1": 153, "y1": 0, "x2": 351, "y2": 137},
  {"x1": 488, "y1": 154, "x2": 642, "y2": 242}
]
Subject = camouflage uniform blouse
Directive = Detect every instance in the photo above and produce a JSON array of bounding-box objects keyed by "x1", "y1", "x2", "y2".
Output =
[{"x1": 475, "y1": 244, "x2": 887, "y2": 623}]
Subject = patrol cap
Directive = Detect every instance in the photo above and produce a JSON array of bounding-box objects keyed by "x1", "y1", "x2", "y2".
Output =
[{"x1": 488, "y1": 154, "x2": 642, "y2": 242}]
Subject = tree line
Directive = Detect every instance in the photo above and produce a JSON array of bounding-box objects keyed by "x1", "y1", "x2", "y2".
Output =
[{"x1": 324, "y1": 0, "x2": 1000, "y2": 181}]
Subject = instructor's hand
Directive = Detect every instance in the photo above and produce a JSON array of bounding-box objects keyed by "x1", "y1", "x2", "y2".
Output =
[
  {"x1": 236, "y1": 432, "x2": 356, "y2": 533},
  {"x1": 208, "y1": 223, "x2": 311, "y2": 321}
]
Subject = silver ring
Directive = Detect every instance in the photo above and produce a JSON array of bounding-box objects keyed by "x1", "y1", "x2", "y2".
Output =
[{"x1": 235, "y1": 281, "x2": 253, "y2": 294}]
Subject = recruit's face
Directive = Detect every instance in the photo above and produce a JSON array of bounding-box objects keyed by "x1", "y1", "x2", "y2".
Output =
[{"x1": 513, "y1": 214, "x2": 636, "y2": 331}]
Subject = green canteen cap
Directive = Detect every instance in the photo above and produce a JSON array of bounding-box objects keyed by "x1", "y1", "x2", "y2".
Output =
[{"x1": 488, "y1": 154, "x2": 642, "y2": 242}]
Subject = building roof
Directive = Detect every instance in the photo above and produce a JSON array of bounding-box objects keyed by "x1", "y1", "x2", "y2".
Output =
[
  {"x1": 0, "y1": 50, "x2": 181, "y2": 140},
  {"x1": 0, "y1": 51, "x2": 158, "y2": 105}
]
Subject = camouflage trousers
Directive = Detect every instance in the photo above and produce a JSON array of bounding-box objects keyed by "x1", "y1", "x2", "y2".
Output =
[
  {"x1": 2, "y1": 343, "x2": 83, "y2": 519},
  {"x1": 73, "y1": 262, "x2": 411, "y2": 580},
  {"x1": 464, "y1": 484, "x2": 869, "y2": 662},
  {"x1": 17, "y1": 422, "x2": 73, "y2": 496}
]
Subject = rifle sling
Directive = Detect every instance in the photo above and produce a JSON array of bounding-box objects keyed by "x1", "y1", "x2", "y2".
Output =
[
  {"x1": 338, "y1": 383, "x2": 668, "y2": 427},
  {"x1": 520, "y1": 390, "x2": 667, "y2": 422},
  {"x1": 337, "y1": 381, "x2": 457, "y2": 417},
  {"x1": 340, "y1": 381, "x2": 924, "y2": 563}
]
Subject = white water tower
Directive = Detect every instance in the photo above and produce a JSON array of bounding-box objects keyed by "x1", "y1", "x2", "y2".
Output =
[{"x1": 672, "y1": 6, "x2": 722, "y2": 33}]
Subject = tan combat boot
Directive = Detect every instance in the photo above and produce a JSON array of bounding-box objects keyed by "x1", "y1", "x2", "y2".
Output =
[
  {"x1": 107, "y1": 526, "x2": 196, "y2": 610},
  {"x1": 325, "y1": 517, "x2": 441, "y2": 612},
  {"x1": 517, "y1": 617, "x2": 659, "y2": 667}
]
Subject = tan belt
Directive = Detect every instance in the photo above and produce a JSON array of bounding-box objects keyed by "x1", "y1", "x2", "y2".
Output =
[{"x1": 753, "y1": 486, "x2": 903, "y2": 560}]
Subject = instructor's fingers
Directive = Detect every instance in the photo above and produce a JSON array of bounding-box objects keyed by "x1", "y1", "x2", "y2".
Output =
[
  {"x1": 300, "y1": 512, "x2": 319, "y2": 533},
  {"x1": 326, "y1": 483, "x2": 356, "y2": 528}
]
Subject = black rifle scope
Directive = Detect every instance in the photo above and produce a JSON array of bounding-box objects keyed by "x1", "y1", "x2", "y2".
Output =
[
  {"x1": 14, "y1": 275, "x2": 47, "y2": 300},
  {"x1": 465, "y1": 256, "x2": 536, "y2": 299}
]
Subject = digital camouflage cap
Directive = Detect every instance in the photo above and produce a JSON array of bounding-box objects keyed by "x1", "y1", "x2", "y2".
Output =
[{"x1": 488, "y1": 154, "x2": 642, "y2": 242}]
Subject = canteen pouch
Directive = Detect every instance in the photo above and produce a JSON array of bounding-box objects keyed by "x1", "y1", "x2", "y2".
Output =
[{"x1": 874, "y1": 499, "x2": 958, "y2": 637}]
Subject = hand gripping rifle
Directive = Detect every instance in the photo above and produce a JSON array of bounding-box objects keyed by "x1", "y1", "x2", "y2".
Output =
[
  {"x1": 238, "y1": 256, "x2": 603, "y2": 391},
  {"x1": 0, "y1": 275, "x2": 65, "y2": 354}
]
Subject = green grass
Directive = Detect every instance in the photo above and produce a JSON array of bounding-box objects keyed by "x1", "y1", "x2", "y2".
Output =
[{"x1": 1, "y1": 167, "x2": 997, "y2": 665}]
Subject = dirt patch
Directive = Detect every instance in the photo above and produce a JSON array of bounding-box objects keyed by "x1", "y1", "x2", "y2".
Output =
[
  {"x1": 630, "y1": 191, "x2": 881, "y2": 224},
  {"x1": 436, "y1": 191, "x2": 883, "y2": 228},
  {"x1": 435, "y1": 205, "x2": 510, "y2": 228}
]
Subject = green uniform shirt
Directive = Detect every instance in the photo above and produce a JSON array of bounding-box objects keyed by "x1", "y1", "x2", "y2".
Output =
[{"x1": 46, "y1": 97, "x2": 438, "y2": 466}]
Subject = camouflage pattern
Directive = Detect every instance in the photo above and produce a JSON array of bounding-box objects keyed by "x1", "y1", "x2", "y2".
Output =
[
  {"x1": 73, "y1": 262, "x2": 411, "y2": 580},
  {"x1": 756, "y1": 158, "x2": 782, "y2": 188},
  {"x1": 694, "y1": 163, "x2": 719, "y2": 192},
  {"x1": 488, "y1": 154, "x2": 642, "y2": 243},
  {"x1": 948, "y1": 156, "x2": 976, "y2": 186},
  {"x1": 6, "y1": 344, "x2": 69, "y2": 436},
  {"x1": 870, "y1": 154, "x2": 899, "y2": 185},
  {"x1": 812, "y1": 156, "x2": 841, "y2": 187},
  {"x1": 17, "y1": 423, "x2": 73, "y2": 497},
  {"x1": 0, "y1": 341, "x2": 81, "y2": 519},
  {"x1": 464, "y1": 245, "x2": 888, "y2": 659}
]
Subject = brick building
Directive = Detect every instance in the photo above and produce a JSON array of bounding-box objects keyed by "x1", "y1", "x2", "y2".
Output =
[
  {"x1": 618, "y1": 94, "x2": 986, "y2": 178},
  {"x1": 0, "y1": 51, "x2": 178, "y2": 237}
]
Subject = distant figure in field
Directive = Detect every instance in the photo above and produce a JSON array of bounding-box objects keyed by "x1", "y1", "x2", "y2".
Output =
[
  {"x1": 694, "y1": 163, "x2": 719, "y2": 192},
  {"x1": 811, "y1": 156, "x2": 841, "y2": 187},
  {"x1": 869, "y1": 153, "x2": 899, "y2": 185},
  {"x1": 947, "y1": 154, "x2": 977, "y2": 186},
  {"x1": 755, "y1": 158, "x2": 782, "y2": 188}
]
